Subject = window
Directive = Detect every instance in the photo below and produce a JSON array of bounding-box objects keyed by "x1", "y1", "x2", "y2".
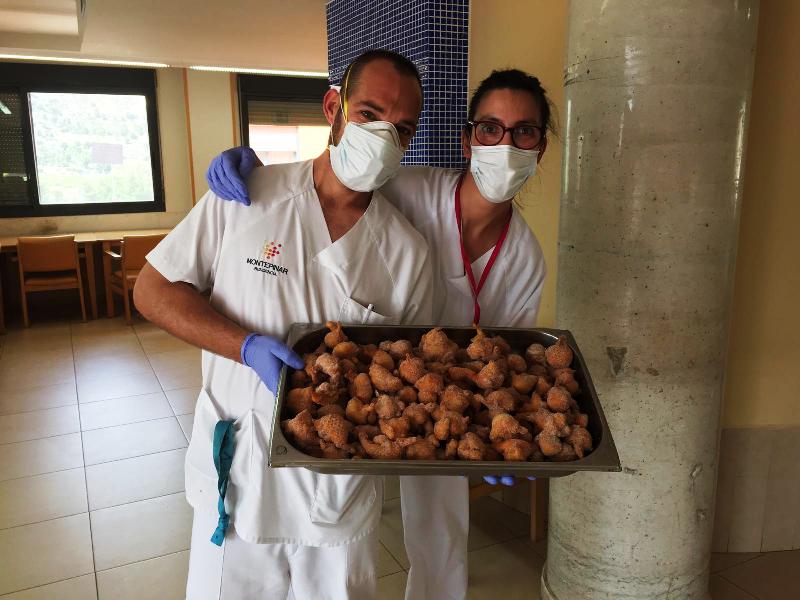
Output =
[
  {"x1": 0, "y1": 62, "x2": 164, "y2": 217},
  {"x1": 238, "y1": 75, "x2": 330, "y2": 166}
]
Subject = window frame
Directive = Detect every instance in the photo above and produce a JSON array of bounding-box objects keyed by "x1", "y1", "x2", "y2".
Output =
[
  {"x1": 237, "y1": 74, "x2": 330, "y2": 147},
  {"x1": 0, "y1": 62, "x2": 165, "y2": 218}
]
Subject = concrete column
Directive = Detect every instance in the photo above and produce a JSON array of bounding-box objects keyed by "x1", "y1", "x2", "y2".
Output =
[{"x1": 543, "y1": 2, "x2": 759, "y2": 599}]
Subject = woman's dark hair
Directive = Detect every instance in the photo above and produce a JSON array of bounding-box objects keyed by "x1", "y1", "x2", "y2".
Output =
[{"x1": 467, "y1": 69, "x2": 554, "y2": 138}]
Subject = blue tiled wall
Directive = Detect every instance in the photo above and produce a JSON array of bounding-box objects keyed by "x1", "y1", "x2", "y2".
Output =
[{"x1": 326, "y1": 0, "x2": 469, "y2": 168}]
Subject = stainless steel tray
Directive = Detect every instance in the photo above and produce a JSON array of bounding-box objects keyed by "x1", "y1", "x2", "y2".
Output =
[{"x1": 268, "y1": 324, "x2": 621, "y2": 477}]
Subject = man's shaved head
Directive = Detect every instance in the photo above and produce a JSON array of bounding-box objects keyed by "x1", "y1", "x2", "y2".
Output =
[{"x1": 340, "y1": 49, "x2": 422, "y2": 100}]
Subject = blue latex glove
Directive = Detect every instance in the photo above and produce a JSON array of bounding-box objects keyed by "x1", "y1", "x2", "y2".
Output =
[
  {"x1": 206, "y1": 146, "x2": 260, "y2": 205},
  {"x1": 241, "y1": 333, "x2": 304, "y2": 395},
  {"x1": 484, "y1": 475, "x2": 537, "y2": 486}
]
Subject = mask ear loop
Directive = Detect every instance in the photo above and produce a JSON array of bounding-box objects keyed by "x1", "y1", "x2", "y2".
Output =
[
  {"x1": 340, "y1": 67, "x2": 351, "y2": 122},
  {"x1": 329, "y1": 68, "x2": 351, "y2": 147}
]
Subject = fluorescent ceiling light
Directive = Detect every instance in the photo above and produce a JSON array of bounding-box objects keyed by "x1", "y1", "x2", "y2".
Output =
[
  {"x1": 0, "y1": 101, "x2": 11, "y2": 115},
  {"x1": 190, "y1": 65, "x2": 328, "y2": 78},
  {"x1": 0, "y1": 54, "x2": 169, "y2": 68}
]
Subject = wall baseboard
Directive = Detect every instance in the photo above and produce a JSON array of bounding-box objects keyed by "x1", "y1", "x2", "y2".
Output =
[{"x1": 713, "y1": 426, "x2": 800, "y2": 552}]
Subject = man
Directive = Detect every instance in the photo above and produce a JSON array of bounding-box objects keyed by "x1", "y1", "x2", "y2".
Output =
[{"x1": 134, "y1": 49, "x2": 432, "y2": 599}]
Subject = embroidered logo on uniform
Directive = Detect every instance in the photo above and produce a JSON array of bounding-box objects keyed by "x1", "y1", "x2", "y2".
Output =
[
  {"x1": 245, "y1": 240, "x2": 289, "y2": 278},
  {"x1": 263, "y1": 240, "x2": 282, "y2": 259}
]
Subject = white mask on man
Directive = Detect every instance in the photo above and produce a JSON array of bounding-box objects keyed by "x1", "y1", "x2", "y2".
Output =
[
  {"x1": 329, "y1": 115, "x2": 405, "y2": 192},
  {"x1": 469, "y1": 145, "x2": 539, "y2": 203}
]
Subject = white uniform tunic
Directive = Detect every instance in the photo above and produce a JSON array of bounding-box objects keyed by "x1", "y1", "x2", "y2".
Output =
[
  {"x1": 146, "y1": 160, "x2": 433, "y2": 549},
  {"x1": 380, "y1": 166, "x2": 546, "y2": 600},
  {"x1": 383, "y1": 166, "x2": 546, "y2": 326}
]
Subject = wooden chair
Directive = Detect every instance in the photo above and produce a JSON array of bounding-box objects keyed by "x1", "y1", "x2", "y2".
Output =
[
  {"x1": 17, "y1": 235, "x2": 87, "y2": 327},
  {"x1": 103, "y1": 234, "x2": 166, "y2": 324}
]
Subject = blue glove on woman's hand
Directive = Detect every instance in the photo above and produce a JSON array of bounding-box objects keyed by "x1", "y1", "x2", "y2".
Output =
[
  {"x1": 483, "y1": 475, "x2": 537, "y2": 486},
  {"x1": 206, "y1": 146, "x2": 260, "y2": 205},
  {"x1": 241, "y1": 333, "x2": 304, "y2": 395}
]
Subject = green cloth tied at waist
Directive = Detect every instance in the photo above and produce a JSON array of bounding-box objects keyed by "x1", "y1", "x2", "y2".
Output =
[{"x1": 210, "y1": 419, "x2": 235, "y2": 546}]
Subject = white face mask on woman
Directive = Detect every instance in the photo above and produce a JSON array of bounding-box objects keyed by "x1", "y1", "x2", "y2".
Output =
[
  {"x1": 329, "y1": 118, "x2": 405, "y2": 193},
  {"x1": 469, "y1": 145, "x2": 539, "y2": 203}
]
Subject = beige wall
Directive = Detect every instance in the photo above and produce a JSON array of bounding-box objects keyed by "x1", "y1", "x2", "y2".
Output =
[
  {"x1": 469, "y1": 0, "x2": 568, "y2": 328},
  {"x1": 723, "y1": 1, "x2": 800, "y2": 429},
  {"x1": 183, "y1": 69, "x2": 239, "y2": 204}
]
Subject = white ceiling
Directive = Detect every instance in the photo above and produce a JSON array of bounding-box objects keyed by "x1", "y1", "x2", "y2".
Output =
[
  {"x1": 0, "y1": 0, "x2": 329, "y2": 71},
  {"x1": 0, "y1": 0, "x2": 83, "y2": 50}
]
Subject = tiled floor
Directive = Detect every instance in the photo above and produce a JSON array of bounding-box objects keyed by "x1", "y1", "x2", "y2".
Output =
[{"x1": 0, "y1": 316, "x2": 796, "y2": 599}]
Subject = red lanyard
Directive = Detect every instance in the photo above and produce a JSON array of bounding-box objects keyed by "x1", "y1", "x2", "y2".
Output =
[{"x1": 454, "y1": 176, "x2": 511, "y2": 325}]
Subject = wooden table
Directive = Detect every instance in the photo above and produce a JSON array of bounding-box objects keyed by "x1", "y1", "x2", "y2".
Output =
[{"x1": 0, "y1": 228, "x2": 171, "y2": 321}]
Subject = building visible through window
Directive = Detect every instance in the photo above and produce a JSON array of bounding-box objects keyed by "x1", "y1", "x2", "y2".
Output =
[
  {"x1": 29, "y1": 92, "x2": 155, "y2": 205},
  {"x1": 0, "y1": 62, "x2": 164, "y2": 218},
  {"x1": 238, "y1": 75, "x2": 330, "y2": 166},
  {"x1": 246, "y1": 99, "x2": 329, "y2": 165}
]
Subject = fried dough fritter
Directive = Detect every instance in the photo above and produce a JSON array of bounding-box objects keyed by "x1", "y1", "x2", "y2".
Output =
[{"x1": 281, "y1": 323, "x2": 592, "y2": 464}]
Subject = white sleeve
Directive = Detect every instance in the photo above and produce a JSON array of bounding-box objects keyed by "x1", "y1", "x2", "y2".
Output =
[
  {"x1": 146, "y1": 191, "x2": 227, "y2": 291},
  {"x1": 400, "y1": 249, "x2": 435, "y2": 326},
  {"x1": 380, "y1": 166, "x2": 442, "y2": 227}
]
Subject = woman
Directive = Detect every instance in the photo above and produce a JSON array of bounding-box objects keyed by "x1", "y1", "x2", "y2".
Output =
[{"x1": 207, "y1": 68, "x2": 552, "y2": 600}]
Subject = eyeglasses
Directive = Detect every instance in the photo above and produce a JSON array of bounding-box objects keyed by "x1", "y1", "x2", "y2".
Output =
[{"x1": 467, "y1": 120, "x2": 544, "y2": 150}]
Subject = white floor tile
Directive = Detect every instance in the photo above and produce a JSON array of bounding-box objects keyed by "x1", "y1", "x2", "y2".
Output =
[
  {"x1": 0, "y1": 361, "x2": 75, "y2": 392},
  {"x1": 136, "y1": 330, "x2": 194, "y2": 356},
  {"x1": 0, "y1": 348, "x2": 74, "y2": 391},
  {"x1": 466, "y1": 539, "x2": 544, "y2": 599},
  {"x1": 709, "y1": 574, "x2": 759, "y2": 599},
  {"x1": 468, "y1": 496, "x2": 530, "y2": 552},
  {"x1": 0, "y1": 382, "x2": 77, "y2": 416},
  {"x1": 377, "y1": 572, "x2": 407, "y2": 600},
  {"x1": 78, "y1": 392, "x2": 172, "y2": 430},
  {"x1": 1, "y1": 334, "x2": 73, "y2": 356},
  {"x1": 96, "y1": 550, "x2": 189, "y2": 600},
  {"x1": 82, "y1": 417, "x2": 187, "y2": 465},
  {"x1": 0, "y1": 468, "x2": 87, "y2": 529},
  {"x1": 72, "y1": 337, "x2": 143, "y2": 361},
  {"x1": 384, "y1": 475, "x2": 400, "y2": 501},
  {"x1": 0, "y1": 574, "x2": 96, "y2": 600},
  {"x1": 71, "y1": 329, "x2": 140, "y2": 346},
  {"x1": 378, "y1": 542, "x2": 404, "y2": 578},
  {"x1": 0, "y1": 433, "x2": 83, "y2": 482},
  {"x1": 0, "y1": 348, "x2": 73, "y2": 371},
  {"x1": 154, "y1": 365, "x2": 202, "y2": 391},
  {"x1": 379, "y1": 498, "x2": 409, "y2": 569},
  {"x1": 70, "y1": 317, "x2": 132, "y2": 336},
  {"x1": 77, "y1": 371, "x2": 161, "y2": 404},
  {"x1": 0, "y1": 406, "x2": 80, "y2": 445},
  {"x1": 177, "y1": 413, "x2": 194, "y2": 442},
  {"x1": 0, "y1": 513, "x2": 93, "y2": 595},
  {"x1": 90, "y1": 493, "x2": 192, "y2": 571},
  {"x1": 165, "y1": 387, "x2": 200, "y2": 415},
  {"x1": 86, "y1": 448, "x2": 186, "y2": 510},
  {"x1": 148, "y1": 349, "x2": 201, "y2": 374},
  {"x1": 74, "y1": 351, "x2": 152, "y2": 382},
  {"x1": 717, "y1": 550, "x2": 800, "y2": 600}
]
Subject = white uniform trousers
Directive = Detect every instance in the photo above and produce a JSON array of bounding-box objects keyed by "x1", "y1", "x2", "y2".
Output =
[
  {"x1": 186, "y1": 510, "x2": 378, "y2": 600},
  {"x1": 399, "y1": 475, "x2": 470, "y2": 600}
]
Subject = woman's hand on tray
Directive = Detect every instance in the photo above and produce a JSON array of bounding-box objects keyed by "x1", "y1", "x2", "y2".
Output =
[
  {"x1": 483, "y1": 475, "x2": 536, "y2": 487},
  {"x1": 241, "y1": 334, "x2": 304, "y2": 395}
]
